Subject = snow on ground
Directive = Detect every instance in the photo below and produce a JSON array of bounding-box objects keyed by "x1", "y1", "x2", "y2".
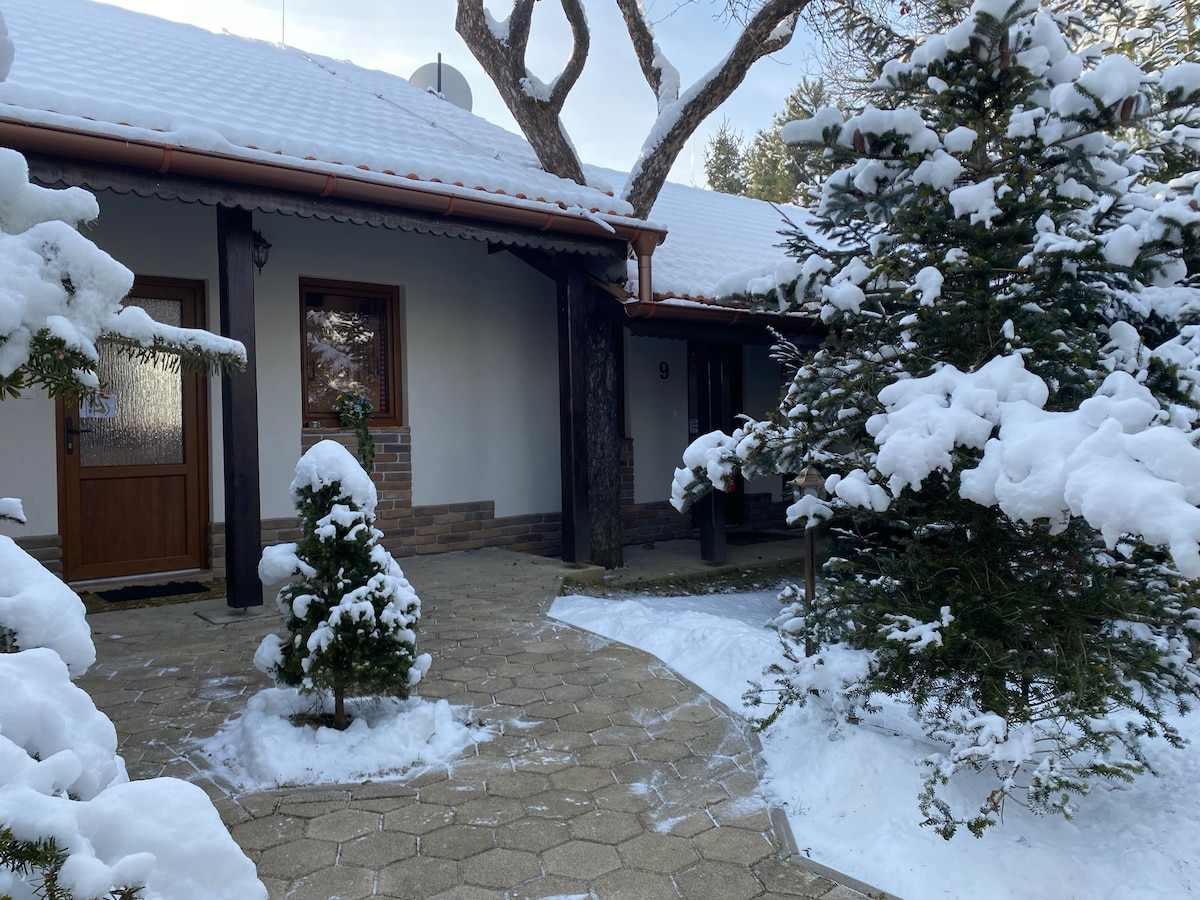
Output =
[
  {"x1": 549, "y1": 591, "x2": 1200, "y2": 900},
  {"x1": 0, "y1": 535, "x2": 265, "y2": 900},
  {"x1": 199, "y1": 688, "x2": 488, "y2": 792}
]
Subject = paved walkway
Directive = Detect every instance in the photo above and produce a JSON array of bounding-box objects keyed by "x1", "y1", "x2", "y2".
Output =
[{"x1": 77, "y1": 545, "x2": 870, "y2": 900}]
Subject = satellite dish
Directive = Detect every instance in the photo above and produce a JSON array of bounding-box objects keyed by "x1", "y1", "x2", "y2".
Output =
[{"x1": 410, "y1": 55, "x2": 473, "y2": 112}]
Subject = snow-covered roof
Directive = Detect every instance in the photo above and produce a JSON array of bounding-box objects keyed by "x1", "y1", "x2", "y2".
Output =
[
  {"x1": 0, "y1": 0, "x2": 640, "y2": 223},
  {"x1": 0, "y1": 0, "x2": 802, "y2": 305},
  {"x1": 617, "y1": 170, "x2": 809, "y2": 303}
]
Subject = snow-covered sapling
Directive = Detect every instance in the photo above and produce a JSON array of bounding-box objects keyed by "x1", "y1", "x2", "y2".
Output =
[{"x1": 257, "y1": 440, "x2": 430, "y2": 730}]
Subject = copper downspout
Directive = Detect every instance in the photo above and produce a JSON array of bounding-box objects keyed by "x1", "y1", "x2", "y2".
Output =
[{"x1": 0, "y1": 118, "x2": 668, "y2": 252}]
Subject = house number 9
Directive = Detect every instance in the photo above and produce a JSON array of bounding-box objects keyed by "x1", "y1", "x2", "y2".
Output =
[{"x1": 659, "y1": 362, "x2": 669, "y2": 380}]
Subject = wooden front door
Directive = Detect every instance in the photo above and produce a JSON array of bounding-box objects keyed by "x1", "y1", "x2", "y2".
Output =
[{"x1": 59, "y1": 277, "x2": 209, "y2": 582}]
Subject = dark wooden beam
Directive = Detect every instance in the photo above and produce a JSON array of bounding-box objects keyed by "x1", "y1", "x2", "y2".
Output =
[
  {"x1": 586, "y1": 306, "x2": 622, "y2": 569},
  {"x1": 691, "y1": 340, "x2": 730, "y2": 565},
  {"x1": 557, "y1": 260, "x2": 590, "y2": 563},
  {"x1": 217, "y1": 205, "x2": 263, "y2": 608}
]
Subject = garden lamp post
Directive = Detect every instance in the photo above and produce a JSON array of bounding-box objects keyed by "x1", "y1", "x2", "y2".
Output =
[{"x1": 789, "y1": 465, "x2": 825, "y2": 657}]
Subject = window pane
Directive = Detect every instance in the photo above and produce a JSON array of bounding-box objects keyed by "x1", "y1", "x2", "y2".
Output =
[
  {"x1": 304, "y1": 293, "x2": 390, "y2": 417},
  {"x1": 82, "y1": 296, "x2": 184, "y2": 467}
]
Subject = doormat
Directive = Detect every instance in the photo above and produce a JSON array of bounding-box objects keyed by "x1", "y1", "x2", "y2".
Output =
[{"x1": 97, "y1": 580, "x2": 210, "y2": 604}]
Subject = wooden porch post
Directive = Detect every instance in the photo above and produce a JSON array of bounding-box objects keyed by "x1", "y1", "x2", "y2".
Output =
[
  {"x1": 692, "y1": 340, "x2": 729, "y2": 565},
  {"x1": 217, "y1": 206, "x2": 263, "y2": 608},
  {"x1": 557, "y1": 260, "x2": 590, "y2": 564},
  {"x1": 586, "y1": 309, "x2": 622, "y2": 569}
]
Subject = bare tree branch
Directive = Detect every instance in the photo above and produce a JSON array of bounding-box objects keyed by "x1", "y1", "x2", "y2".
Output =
[
  {"x1": 456, "y1": 0, "x2": 589, "y2": 185},
  {"x1": 622, "y1": 0, "x2": 809, "y2": 218},
  {"x1": 550, "y1": 1, "x2": 590, "y2": 109},
  {"x1": 615, "y1": 0, "x2": 673, "y2": 103}
]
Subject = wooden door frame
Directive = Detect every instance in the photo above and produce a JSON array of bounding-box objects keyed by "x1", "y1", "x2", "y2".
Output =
[{"x1": 57, "y1": 276, "x2": 210, "y2": 582}]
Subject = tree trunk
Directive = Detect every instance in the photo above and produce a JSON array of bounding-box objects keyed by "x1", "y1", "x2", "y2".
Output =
[{"x1": 333, "y1": 687, "x2": 347, "y2": 731}]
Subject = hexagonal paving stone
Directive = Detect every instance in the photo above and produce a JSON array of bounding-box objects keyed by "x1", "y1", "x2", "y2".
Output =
[
  {"x1": 617, "y1": 832, "x2": 699, "y2": 874},
  {"x1": 442, "y1": 666, "x2": 490, "y2": 682},
  {"x1": 592, "y1": 867, "x2": 682, "y2": 899},
  {"x1": 461, "y1": 848, "x2": 541, "y2": 888},
  {"x1": 540, "y1": 683, "x2": 592, "y2": 703},
  {"x1": 507, "y1": 875, "x2": 592, "y2": 900},
  {"x1": 560, "y1": 670, "x2": 609, "y2": 687},
  {"x1": 523, "y1": 789, "x2": 596, "y2": 818},
  {"x1": 691, "y1": 830, "x2": 772, "y2": 868},
  {"x1": 592, "y1": 724, "x2": 651, "y2": 747},
  {"x1": 568, "y1": 809, "x2": 643, "y2": 845},
  {"x1": 427, "y1": 888, "x2": 506, "y2": 900},
  {"x1": 535, "y1": 730, "x2": 595, "y2": 753},
  {"x1": 549, "y1": 766, "x2": 613, "y2": 792},
  {"x1": 281, "y1": 864, "x2": 375, "y2": 900},
  {"x1": 752, "y1": 857, "x2": 841, "y2": 897},
  {"x1": 511, "y1": 750, "x2": 575, "y2": 774},
  {"x1": 378, "y1": 855, "x2": 462, "y2": 900},
  {"x1": 456, "y1": 796, "x2": 526, "y2": 827},
  {"x1": 420, "y1": 780, "x2": 486, "y2": 807},
  {"x1": 275, "y1": 799, "x2": 349, "y2": 819},
  {"x1": 632, "y1": 738, "x2": 692, "y2": 763},
  {"x1": 591, "y1": 782, "x2": 654, "y2": 814},
  {"x1": 706, "y1": 796, "x2": 773, "y2": 832},
  {"x1": 338, "y1": 831, "x2": 417, "y2": 868},
  {"x1": 255, "y1": 838, "x2": 337, "y2": 879},
  {"x1": 305, "y1": 808, "x2": 380, "y2": 842},
  {"x1": 229, "y1": 814, "x2": 305, "y2": 851},
  {"x1": 513, "y1": 674, "x2": 566, "y2": 691},
  {"x1": 640, "y1": 806, "x2": 716, "y2": 839},
  {"x1": 495, "y1": 816, "x2": 571, "y2": 853},
  {"x1": 574, "y1": 743, "x2": 633, "y2": 768},
  {"x1": 493, "y1": 687, "x2": 546, "y2": 706},
  {"x1": 383, "y1": 803, "x2": 457, "y2": 835},
  {"x1": 541, "y1": 840, "x2": 622, "y2": 880},
  {"x1": 420, "y1": 824, "x2": 496, "y2": 860},
  {"x1": 669, "y1": 702, "x2": 721, "y2": 724},
  {"x1": 554, "y1": 712, "x2": 613, "y2": 734},
  {"x1": 673, "y1": 859, "x2": 767, "y2": 900},
  {"x1": 483, "y1": 771, "x2": 552, "y2": 799}
]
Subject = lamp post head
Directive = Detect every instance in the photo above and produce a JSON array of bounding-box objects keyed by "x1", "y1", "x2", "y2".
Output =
[{"x1": 789, "y1": 465, "x2": 825, "y2": 501}]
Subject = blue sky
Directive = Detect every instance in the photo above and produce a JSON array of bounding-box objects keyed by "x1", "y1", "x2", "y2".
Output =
[{"x1": 99, "y1": 0, "x2": 822, "y2": 187}]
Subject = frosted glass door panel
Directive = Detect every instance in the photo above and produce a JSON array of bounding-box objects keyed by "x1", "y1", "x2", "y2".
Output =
[{"x1": 81, "y1": 297, "x2": 184, "y2": 468}]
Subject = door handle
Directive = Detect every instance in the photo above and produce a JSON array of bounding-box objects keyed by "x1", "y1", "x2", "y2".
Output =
[{"x1": 64, "y1": 416, "x2": 92, "y2": 455}]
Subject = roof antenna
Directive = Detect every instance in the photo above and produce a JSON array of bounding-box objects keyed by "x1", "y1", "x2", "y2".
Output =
[{"x1": 437, "y1": 53, "x2": 443, "y2": 94}]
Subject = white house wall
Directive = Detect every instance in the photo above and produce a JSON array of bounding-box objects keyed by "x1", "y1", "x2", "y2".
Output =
[
  {"x1": 1, "y1": 190, "x2": 561, "y2": 548},
  {"x1": 261, "y1": 213, "x2": 561, "y2": 518},
  {"x1": 627, "y1": 336, "x2": 689, "y2": 505}
]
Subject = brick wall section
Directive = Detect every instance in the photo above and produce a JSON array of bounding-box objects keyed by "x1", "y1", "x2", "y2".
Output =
[
  {"x1": 210, "y1": 427, "x2": 564, "y2": 576},
  {"x1": 209, "y1": 430, "x2": 739, "y2": 575},
  {"x1": 13, "y1": 534, "x2": 63, "y2": 577},
  {"x1": 618, "y1": 439, "x2": 696, "y2": 546},
  {"x1": 299, "y1": 427, "x2": 564, "y2": 559}
]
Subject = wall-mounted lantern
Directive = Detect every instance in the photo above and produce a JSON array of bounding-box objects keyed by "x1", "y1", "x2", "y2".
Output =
[{"x1": 251, "y1": 230, "x2": 272, "y2": 274}]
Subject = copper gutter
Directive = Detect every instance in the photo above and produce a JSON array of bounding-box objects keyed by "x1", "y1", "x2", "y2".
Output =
[{"x1": 0, "y1": 118, "x2": 667, "y2": 267}]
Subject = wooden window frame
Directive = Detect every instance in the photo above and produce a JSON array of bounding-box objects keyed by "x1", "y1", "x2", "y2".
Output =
[{"x1": 299, "y1": 277, "x2": 404, "y2": 428}]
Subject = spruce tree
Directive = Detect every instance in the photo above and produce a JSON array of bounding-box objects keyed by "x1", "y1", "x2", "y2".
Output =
[
  {"x1": 675, "y1": 0, "x2": 1200, "y2": 836},
  {"x1": 703, "y1": 120, "x2": 748, "y2": 194},
  {"x1": 257, "y1": 440, "x2": 428, "y2": 730}
]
